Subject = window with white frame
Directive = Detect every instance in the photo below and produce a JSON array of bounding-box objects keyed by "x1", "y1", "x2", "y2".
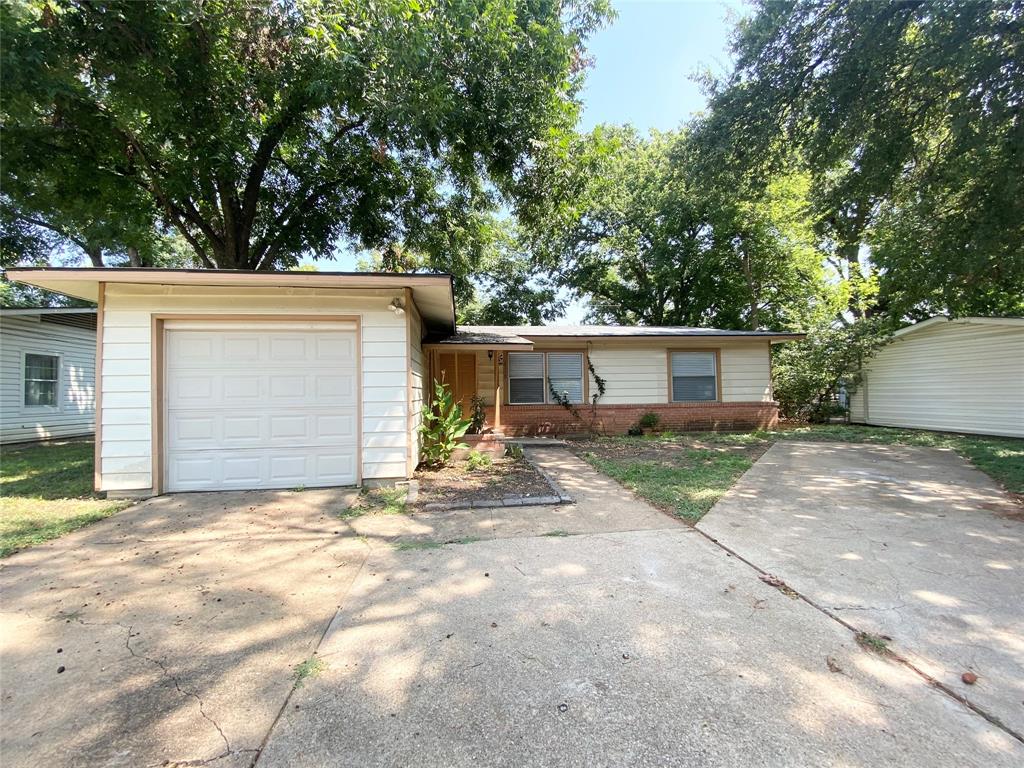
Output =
[
  {"x1": 24, "y1": 353, "x2": 60, "y2": 408},
  {"x1": 670, "y1": 351, "x2": 717, "y2": 402},
  {"x1": 507, "y1": 351, "x2": 585, "y2": 405}
]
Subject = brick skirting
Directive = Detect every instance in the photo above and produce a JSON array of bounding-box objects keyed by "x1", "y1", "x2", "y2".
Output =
[{"x1": 487, "y1": 402, "x2": 779, "y2": 436}]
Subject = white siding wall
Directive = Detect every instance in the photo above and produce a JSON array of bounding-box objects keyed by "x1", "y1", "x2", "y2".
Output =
[
  {"x1": 100, "y1": 284, "x2": 411, "y2": 492},
  {"x1": 719, "y1": 343, "x2": 772, "y2": 402},
  {"x1": 586, "y1": 346, "x2": 668, "y2": 403},
  {"x1": 849, "y1": 321, "x2": 1024, "y2": 438},
  {"x1": 408, "y1": 303, "x2": 425, "y2": 470},
  {"x1": 0, "y1": 316, "x2": 96, "y2": 443}
]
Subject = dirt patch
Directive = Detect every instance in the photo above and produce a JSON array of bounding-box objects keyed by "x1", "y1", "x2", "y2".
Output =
[
  {"x1": 569, "y1": 435, "x2": 770, "y2": 467},
  {"x1": 414, "y1": 454, "x2": 554, "y2": 507}
]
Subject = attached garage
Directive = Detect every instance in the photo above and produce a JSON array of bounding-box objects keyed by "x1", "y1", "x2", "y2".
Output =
[
  {"x1": 163, "y1": 322, "x2": 359, "y2": 491},
  {"x1": 5, "y1": 268, "x2": 454, "y2": 496},
  {"x1": 849, "y1": 316, "x2": 1024, "y2": 438}
]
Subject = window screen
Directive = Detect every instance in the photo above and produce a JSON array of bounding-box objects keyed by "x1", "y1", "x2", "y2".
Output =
[
  {"x1": 671, "y1": 351, "x2": 717, "y2": 402},
  {"x1": 24, "y1": 353, "x2": 59, "y2": 407},
  {"x1": 547, "y1": 353, "x2": 584, "y2": 404},
  {"x1": 508, "y1": 352, "x2": 545, "y2": 404}
]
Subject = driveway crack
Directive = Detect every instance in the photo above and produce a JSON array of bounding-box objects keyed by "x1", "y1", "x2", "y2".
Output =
[{"x1": 122, "y1": 624, "x2": 233, "y2": 758}]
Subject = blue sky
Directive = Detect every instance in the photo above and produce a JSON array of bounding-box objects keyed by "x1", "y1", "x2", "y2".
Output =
[
  {"x1": 308, "y1": 0, "x2": 745, "y2": 304},
  {"x1": 579, "y1": 0, "x2": 742, "y2": 132}
]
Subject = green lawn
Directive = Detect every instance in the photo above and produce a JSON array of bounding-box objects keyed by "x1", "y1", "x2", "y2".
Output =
[
  {"x1": 574, "y1": 424, "x2": 1024, "y2": 523},
  {"x1": 0, "y1": 440, "x2": 132, "y2": 557}
]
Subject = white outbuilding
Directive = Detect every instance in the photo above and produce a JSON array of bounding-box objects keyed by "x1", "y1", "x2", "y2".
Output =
[{"x1": 849, "y1": 316, "x2": 1024, "y2": 438}]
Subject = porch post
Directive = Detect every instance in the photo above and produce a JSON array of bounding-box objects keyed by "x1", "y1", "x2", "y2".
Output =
[{"x1": 493, "y1": 350, "x2": 502, "y2": 432}]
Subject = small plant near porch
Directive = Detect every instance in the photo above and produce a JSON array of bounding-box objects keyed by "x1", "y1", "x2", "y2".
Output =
[{"x1": 419, "y1": 380, "x2": 473, "y2": 467}]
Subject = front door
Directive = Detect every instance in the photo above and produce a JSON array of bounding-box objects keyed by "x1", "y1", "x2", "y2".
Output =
[{"x1": 437, "y1": 352, "x2": 477, "y2": 416}]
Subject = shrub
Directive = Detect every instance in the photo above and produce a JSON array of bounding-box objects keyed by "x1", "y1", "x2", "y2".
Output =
[
  {"x1": 465, "y1": 450, "x2": 493, "y2": 471},
  {"x1": 419, "y1": 381, "x2": 473, "y2": 467},
  {"x1": 638, "y1": 411, "x2": 660, "y2": 430},
  {"x1": 467, "y1": 393, "x2": 487, "y2": 435},
  {"x1": 773, "y1": 319, "x2": 891, "y2": 421}
]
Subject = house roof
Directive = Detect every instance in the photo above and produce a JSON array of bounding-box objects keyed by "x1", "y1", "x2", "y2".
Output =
[
  {"x1": 893, "y1": 315, "x2": 1024, "y2": 339},
  {"x1": 4, "y1": 267, "x2": 456, "y2": 334},
  {"x1": 452, "y1": 324, "x2": 805, "y2": 343},
  {"x1": 425, "y1": 328, "x2": 534, "y2": 349}
]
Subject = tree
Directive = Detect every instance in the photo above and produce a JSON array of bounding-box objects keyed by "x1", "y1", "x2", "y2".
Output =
[
  {"x1": 3, "y1": 0, "x2": 609, "y2": 271},
  {"x1": 524, "y1": 124, "x2": 827, "y2": 329},
  {"x1": 703, "y1": 0, "x2": 1024, "y2": 320}
]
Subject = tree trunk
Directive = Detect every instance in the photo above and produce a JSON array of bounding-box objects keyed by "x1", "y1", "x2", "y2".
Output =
[
  {"x1": 85, "y1": 243, "x2": 104, "y2": 267},
  {"x1": 127, "y1": 246, "x2": 141, "y2": 267}
]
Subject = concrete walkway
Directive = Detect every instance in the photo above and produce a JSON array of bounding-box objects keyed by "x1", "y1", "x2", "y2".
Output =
[
  {"x1": 698, "y1": 441, "x2": 1024, "y2": 739},
  {"x1": 260, "y1": 449, "x2": 1021, "y2": 767}
]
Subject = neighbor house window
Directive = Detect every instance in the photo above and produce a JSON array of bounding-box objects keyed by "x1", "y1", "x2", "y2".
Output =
[
  {"x1": 670, "y1": 351, "x2": 717, "y2": 402},
  {"x1": 507, "y1": 351, "x2": 585, "y2": 405},
  {"x1": 24, "y1": 353, "x2": 60, "y2": 408}
]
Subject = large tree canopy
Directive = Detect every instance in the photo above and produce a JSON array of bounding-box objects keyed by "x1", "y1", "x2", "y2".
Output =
[
  {"x1": 702, "y1": 0, "x2": 1024, "y2": 319},
  {"x1": 2, "y1": 0, "x2": 608, "y2": 271},
  {"x1": 525, "y1": 125, "x2": 826, "y2": 329}
]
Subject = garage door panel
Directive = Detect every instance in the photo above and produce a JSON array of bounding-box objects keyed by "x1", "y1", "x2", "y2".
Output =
[
  {"x1": 168, "y1": 407, "x2": 357, "y2": 450},
  {"x1": 166, "y1": 447, "x2": 357, "y2": 491},
  {"x1": 166, "y1": 371, "x2": 356, "y2": 408},
  {"x1": 165, "y1": 327, "x2": 360, "y2": 491}
]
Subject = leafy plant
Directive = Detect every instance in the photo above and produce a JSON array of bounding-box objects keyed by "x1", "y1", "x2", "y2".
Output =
[
  {"x1": 505, "y1": 443, "x2": 524, "y2": 460},
  {"x1": 549, "y1": 382, "x2": 581, "y2": 417},
  {"x1": 638, "y1": 412, "x2": 660, "y2": 430},
  {"x1": 419, "y1": 380, "x2": 473, "y2": 467},
  {"x1": 467, "y1": 393, "x2": 487, "y2": 435},
  {"x1": 464, "y1": 450, "x2": 493, "y2": 471},
  {"x1": 588, "y1": 358, "x2": 607, "y2": 404}
]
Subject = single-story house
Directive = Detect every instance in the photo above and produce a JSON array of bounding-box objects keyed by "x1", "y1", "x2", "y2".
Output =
[
  {"x1": 0, "y1": 307, "x2": 97, "y2": 444},
  {"x1": 7, "y1": 268, "x2": 802, "y2": 495},
  {"x1": 849, "y1": 316, "x2": 1024, "y2": 438}
]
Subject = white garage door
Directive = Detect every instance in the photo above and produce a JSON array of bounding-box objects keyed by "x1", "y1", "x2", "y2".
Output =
[{"x1": 164, "y1": 323, "x2": 359, "y2": 491}]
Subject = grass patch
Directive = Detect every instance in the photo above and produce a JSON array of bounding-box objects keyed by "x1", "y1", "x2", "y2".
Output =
[
  {"x1": 854, "y1": 631, "x2": 892, "y2": 655},
  {"x1": 576, "y1": 424, "x2": 1023, "y2": 523},
  {"x1": 1, "y1": 440, "x2": 132, "y2": 558},
  {"x1": 542, "y1": 529, "x2": 571, "y2": 537},
  {"x1": 340, "y1": 485, "x2": 408, "y2": 519},
  {"x1": 293, "y1": 657, "x2": 327, "y2": 687},
  {"x1": 583, "y1": 448, "x2": 755, "y2": 523}
]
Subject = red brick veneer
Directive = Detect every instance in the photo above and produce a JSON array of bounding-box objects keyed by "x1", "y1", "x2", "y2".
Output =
[{"x1": 487, "y1": 402, "x2": 778, "y2": 436}]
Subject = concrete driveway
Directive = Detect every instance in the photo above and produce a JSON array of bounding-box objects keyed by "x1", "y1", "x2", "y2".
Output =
[
  {"x1": 2, "y1": 445, "x2": 1022, "y2": 767},
  {"x1": 699, "y1": 441, "x2": 1024, "y2": 740}
]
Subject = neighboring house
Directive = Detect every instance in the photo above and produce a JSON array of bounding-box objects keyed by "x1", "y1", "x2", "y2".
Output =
[
  {"x1": 7, "y1": 268, "x2": 802, "y2": 496},
  {"x1": 849, "y1": 316, "x2": 1024, "y2": 438},
  {"x1": 0, "y1": 307, "x2": 97, "y2": 444}
]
